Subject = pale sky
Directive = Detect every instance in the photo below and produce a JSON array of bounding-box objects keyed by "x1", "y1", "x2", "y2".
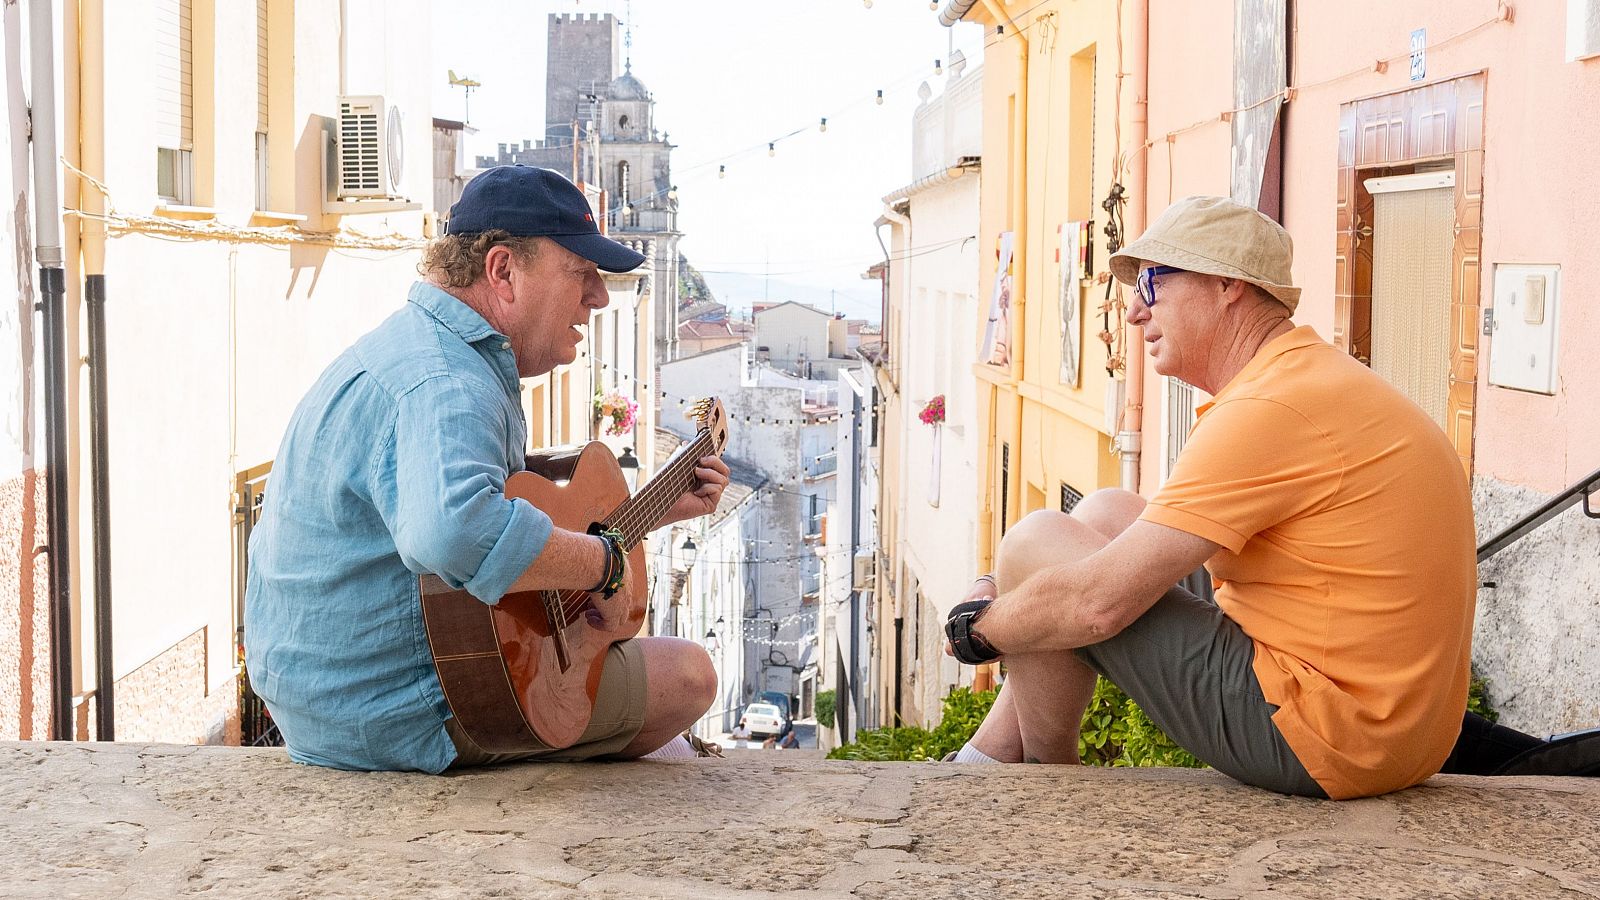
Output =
[{"x1": 430, "y1": 1, "x2": 985, "y2": 319}]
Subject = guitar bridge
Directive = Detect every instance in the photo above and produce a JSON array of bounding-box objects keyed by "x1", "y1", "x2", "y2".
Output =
[{"x1": 540, "y1": 590, "x2": 573, "y2": 672}]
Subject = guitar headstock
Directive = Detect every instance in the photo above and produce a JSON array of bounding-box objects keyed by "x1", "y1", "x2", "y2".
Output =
[{"x1": 688, "y1": 398, "x2": 730, "y2": 456}]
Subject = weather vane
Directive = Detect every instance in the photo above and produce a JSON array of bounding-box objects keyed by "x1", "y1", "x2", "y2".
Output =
[{"x1": 447, "y1": 69, "x2": 481, "y2": 123}]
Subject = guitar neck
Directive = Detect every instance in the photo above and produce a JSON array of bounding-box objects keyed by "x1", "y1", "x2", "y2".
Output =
[{"x1": 601, "y1": 430, "x2": 716, "y2": 548}]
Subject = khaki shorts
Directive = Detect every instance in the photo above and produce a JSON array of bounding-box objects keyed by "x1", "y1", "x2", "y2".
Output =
[
  {"x1": 1073, "y1": 584, "x2": 1328, "y2": 798},
  {"x1": 446, "y1": 638, "x2": 649, "y2": 769}
]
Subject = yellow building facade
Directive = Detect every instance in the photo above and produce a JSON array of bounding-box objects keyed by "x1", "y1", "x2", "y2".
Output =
[{"x1": 953, "y1": 0, "x2": 1148, "y2": 585}]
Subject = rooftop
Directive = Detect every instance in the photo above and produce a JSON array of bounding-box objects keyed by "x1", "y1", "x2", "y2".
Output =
[{"x1": 5, "y1": 742, "x2": 1596, "y2": 898}]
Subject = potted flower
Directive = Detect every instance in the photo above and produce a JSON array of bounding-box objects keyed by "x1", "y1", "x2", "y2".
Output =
[
  {"x1": 918, "y1": 394, "x2": 945, "y2": 427},
  {"x1": 594, "y1": 389, "x2": 638, "y2": 437}
]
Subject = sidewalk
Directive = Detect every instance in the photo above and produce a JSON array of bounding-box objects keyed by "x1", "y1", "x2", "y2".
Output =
[{"x1": 3, "y1": 741, "x2": 1597, "y2": 898}]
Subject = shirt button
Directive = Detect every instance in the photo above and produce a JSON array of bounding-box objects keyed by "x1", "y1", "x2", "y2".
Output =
[{"x1": 501, "y1": 341, "x2": 511, "y2": 350}]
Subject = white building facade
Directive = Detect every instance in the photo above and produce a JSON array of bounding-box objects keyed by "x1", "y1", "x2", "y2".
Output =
[
  {"x1": 658, "y1": 343, "x2": 836, "y2": 718},
  {"x1": 872, "y1": 57, "x2": 984, "y2": 727}
]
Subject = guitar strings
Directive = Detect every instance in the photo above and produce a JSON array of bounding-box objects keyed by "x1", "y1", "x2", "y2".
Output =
[{"x1": 550, "y1": 427, "x2": 719, "y2": 623}]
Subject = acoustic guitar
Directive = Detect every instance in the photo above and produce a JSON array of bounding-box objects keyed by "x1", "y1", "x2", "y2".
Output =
[{"x1": 419, "y1": 399, "x2": 730, "y2": 752}]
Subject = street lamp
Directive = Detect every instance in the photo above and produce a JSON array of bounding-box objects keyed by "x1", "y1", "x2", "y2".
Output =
[
  {"x1": 682, "y1": 536, "x2": 698, "y2": 568},
  {"x1": 617, "y1": 446, "x2": 640, "y2": 492}
]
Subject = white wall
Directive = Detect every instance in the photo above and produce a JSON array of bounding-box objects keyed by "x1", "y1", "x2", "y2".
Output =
[
  {"x1": 755, "y1": 302, "x2": 832, "y2": 374},
  {"x1": 86, "y1": 0, "x2": 433, "y2": 720},
  {"x1": 658, "y1": 343, "x2": 826, "y2": 710},
  {"x1": 1, "y1": 0, "x2": 36, "y2": 481}
]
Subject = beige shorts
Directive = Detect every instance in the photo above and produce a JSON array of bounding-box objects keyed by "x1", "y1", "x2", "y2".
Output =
[{"x1": 445, "y1": 638, "x2": 649, "y2": 768}]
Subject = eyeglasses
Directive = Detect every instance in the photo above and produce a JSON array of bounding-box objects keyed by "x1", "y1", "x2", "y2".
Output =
[{"x1": 1136, "y1": 265, "x2": 1185, "y2": 308}]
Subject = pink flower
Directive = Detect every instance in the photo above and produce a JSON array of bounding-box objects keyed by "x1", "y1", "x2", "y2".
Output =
[{"x1": 595, "y1": 390, "x2": 639, "y2": 437}]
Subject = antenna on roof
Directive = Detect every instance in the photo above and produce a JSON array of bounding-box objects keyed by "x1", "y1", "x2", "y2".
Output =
[
  {"x1": 447, "y1": 69, "x2": 481, "y2": 123},
  {"x1": 624, "y1": 0, "x2": 634, "y2": 70}
]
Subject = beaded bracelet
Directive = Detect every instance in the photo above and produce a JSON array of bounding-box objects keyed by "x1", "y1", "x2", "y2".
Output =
[{"x1": 587, "y1": 524, "x2": 628, "y2": 598}]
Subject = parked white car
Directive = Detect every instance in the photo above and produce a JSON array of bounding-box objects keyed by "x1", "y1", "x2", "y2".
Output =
[{"x1": 739, "y1": 703, "x2": 786, "y2": 739}]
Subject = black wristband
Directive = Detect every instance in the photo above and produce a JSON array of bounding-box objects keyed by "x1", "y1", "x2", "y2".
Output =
[
  {"x1": 585, "y1": 523, "x2": 627, "y2": 597},
  {"x1": 945, "y1": 598, "x2": 1002, "y2": 665}
]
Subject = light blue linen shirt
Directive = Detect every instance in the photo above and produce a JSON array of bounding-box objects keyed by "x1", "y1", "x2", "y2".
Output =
[{"x1": 244, "y1": 281, "x2": 553, "y2": 773}]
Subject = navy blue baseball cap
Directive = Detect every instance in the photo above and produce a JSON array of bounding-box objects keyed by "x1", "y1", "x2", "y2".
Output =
[{"x1": 445, "y1": 165, "x2": 646, "y2": 273}]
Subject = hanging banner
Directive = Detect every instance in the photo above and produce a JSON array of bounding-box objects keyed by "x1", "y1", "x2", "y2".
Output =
[
  {"x1": 980, "y1": 231, "x2": 1015, "y2": 372},
  {"x1": 1059, "y1": 221, "x2": 1088, "y2": 387}
]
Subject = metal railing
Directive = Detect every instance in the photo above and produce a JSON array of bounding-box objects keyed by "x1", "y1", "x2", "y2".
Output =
[{"x1": 1476, "y1": 466, "x2": 1600, "y2": 564}]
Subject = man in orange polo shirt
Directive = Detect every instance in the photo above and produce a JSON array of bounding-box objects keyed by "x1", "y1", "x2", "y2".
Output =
[{"x1": 943, "y1": 196, "x2": 1476, "y2": 799}]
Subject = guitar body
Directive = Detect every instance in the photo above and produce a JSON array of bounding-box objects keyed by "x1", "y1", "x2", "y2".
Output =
[{"x1": 420, "y1": 442, "x2": 647, "y2": 752}]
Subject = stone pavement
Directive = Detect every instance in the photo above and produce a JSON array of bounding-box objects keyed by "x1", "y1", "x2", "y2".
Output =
[{"x1": 3, "y1": 741, "x2": 1597, "y2": 899}]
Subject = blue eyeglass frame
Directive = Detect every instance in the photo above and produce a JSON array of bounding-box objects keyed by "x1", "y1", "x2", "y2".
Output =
[{"x1": 1136, "y1": 265, "x2": 1185, "y2": 307}]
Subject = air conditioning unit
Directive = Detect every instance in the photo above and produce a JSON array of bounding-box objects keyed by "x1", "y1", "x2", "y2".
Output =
[
  {"x1": 852, "y1": 550, "x2": 875, "y2": 588},
  {"x1": 336, "y1": 95, "x2": 405, "y2": 199}
]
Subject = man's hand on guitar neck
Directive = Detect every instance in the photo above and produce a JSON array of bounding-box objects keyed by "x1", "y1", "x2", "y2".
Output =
[{"x1": 656, "y1": 456, "x2": 732, "y2": 528}]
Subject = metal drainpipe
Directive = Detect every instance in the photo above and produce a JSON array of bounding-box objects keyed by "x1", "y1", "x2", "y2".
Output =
[
  {"x1": 1117, "y1": 0, "x2": 1151, "y2": 493},
  {"x1": 29, "y1": 0, "x2": 73, "y2": 741},
  {"x1": 848, "y1": 387, "x2": 863, "y2": 733},
  {"x1": 86, "y1": 275, "x2": 112, "y2": 741},
  {"x1": 80, "y1": 0, "x2": 113, "y2": 742}
]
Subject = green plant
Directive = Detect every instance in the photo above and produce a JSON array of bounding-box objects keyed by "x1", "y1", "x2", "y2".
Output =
[
  {"x1": 827, "y1": 686, "x2": 999, "y2": 761},
  {"x1": 1078, "y1": 677, "x2": 1202, "y2": 768},
  {"x1": 815, "y1": 689, "x2": 837, "y2": 729},
  {"x1": 1467, "y1": 667, "x2": 1498, "y2": 724},
  {"x1": 824, "y1": 679, "x2": 1205, "y2": 768}
]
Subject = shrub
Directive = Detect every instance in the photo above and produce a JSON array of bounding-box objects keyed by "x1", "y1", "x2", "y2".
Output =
[
  {"x1": 1467, "y1": 667, "x2": 1498, "y2": 723},
  {"x1": 1078, "y1": 677, "x2": 1201, "y2": 768},
  {"x1": 825, "y1": 680, "x2": 1204, "y2": 768},
  {"x1": 814, "y1": 689, "x2": 837, "y2": 729},
  {"x1": 827, "y1": 687, "x2": 998, "y2": 761}
]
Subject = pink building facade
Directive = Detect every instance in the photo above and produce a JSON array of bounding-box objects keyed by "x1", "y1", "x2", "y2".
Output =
[{"x1": 1140, "y1": 0, "x2": 1599, "y2": 734}]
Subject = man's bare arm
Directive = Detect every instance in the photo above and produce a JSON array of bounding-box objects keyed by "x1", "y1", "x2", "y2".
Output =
[
  {"x1": 503, "y1": 527, "x2": 610, "y2": 594},
  {"x1": 977, "y1": 520, "x2": 1221, "y2": 654}
]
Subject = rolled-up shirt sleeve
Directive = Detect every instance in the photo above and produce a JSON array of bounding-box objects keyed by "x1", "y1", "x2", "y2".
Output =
[{"x1": 371, "y1": 374, "x2": 552, "y2": 604}]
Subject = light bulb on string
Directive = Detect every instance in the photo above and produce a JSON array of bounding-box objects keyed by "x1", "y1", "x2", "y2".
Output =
[
  {"x1": 768, "y1": 142, "x2": 776, "y2": 157},
  {"x1": 718, "y1": 164, "x2": 726, "y2": 179},
  {"x1": 863, "y1": 0, "x2": 872, "y2": 7},
  {"x1": 819, "y1": 117, "x2": 827, "y2": 133},
  {"x1": 667, "y1": 185, "x2": 678, "y2": 202},
  {"x1": 935, "y1": 59, "x2": 943, "y2": 75},
  {"x1": 929, "y1": 0, "x2": 939, "y2": 8},
  {"x1": 876, "y1": 89, "x2": 884, "y2": 105}
]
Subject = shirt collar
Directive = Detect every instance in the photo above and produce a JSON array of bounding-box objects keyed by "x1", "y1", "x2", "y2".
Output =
[
  {"x1": 407, "y1": 281, "x2": 506, "y2": 346},
  {"x1": 1196, "y1": 324, "x2": 1324, "y2": 418}
]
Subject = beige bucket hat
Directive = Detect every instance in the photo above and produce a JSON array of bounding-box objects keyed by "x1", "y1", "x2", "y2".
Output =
[{"x1": 1109, "y1": 196, "x2": 1302, "y2": 314}]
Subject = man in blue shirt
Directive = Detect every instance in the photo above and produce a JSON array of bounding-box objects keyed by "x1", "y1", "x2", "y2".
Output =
[{"x1": 245, "y1": 166, "x2": 729, "y2": 772}]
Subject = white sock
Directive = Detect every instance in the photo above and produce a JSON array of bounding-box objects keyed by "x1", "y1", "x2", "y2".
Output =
[
  {"x1": 641, "y1": 735, "x2": 697, "y2": 759},
  {"x1": 953, "y1": 741, "x2": 1002, "y2": 764}
]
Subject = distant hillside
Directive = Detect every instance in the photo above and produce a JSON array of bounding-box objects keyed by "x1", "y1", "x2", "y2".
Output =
[{"x1": 678, "y1": 254, "x2": 717, "y2": 309}]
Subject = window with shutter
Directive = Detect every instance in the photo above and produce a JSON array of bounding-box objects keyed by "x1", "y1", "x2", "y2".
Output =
[
  {"x1": 255, "y1": 0, "x2": 269, "y2": 209},
  {"x1": 1163, "y1": 376, "x2": 1198, "y2": 484},
  {"x1": 154, "y1": 0, "x2": 194, "y2": 203}
]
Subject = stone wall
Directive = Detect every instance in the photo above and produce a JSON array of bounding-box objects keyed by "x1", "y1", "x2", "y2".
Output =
[
  {"x1": 544, "y1": 13, "x2": 618, "y2": 140},
  {"x1": 1472, "y1": 474, "x2": 1600, "y2": 736},
  {"x1": 0, "y1": 470, "x2": 49, "y2": 741},
  {"x1": 95, "y1": 627, "x2": 239, "y2": 746}
]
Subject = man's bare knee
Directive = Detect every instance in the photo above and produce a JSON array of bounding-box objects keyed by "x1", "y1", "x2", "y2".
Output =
[
  {"x1": 1071, "y1": 488, "x2": 1146, "y2": 541},
  {"x1": 995, "y1": 510, "x2": 1108, "y2": 592}
]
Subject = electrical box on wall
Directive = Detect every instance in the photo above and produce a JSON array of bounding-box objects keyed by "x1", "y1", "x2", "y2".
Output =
[
  {"x1": 1570, "y1": 0, "x2": 1600, "y2": 61},
  {"x1": 1488, "y1": 264, "x2": 1561, "y2": 395}
]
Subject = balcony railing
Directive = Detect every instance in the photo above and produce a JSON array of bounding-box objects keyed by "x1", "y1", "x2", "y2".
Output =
[{"x1": 804, "y1": 454, "x2": 837, "y2": 480}]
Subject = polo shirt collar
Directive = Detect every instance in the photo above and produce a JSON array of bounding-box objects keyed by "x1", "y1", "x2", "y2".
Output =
[
  {"x1": 1197, "y1": 324, "x2": 1324, "y2": 417},
  {"x1": 407, "y1": 281, "x2": 506, "y2": 346}
]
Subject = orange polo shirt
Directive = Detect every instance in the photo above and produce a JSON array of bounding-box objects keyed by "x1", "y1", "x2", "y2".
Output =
[{"x1": 1140, "y1": 326, "x2": 1475, "y2": 799}]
